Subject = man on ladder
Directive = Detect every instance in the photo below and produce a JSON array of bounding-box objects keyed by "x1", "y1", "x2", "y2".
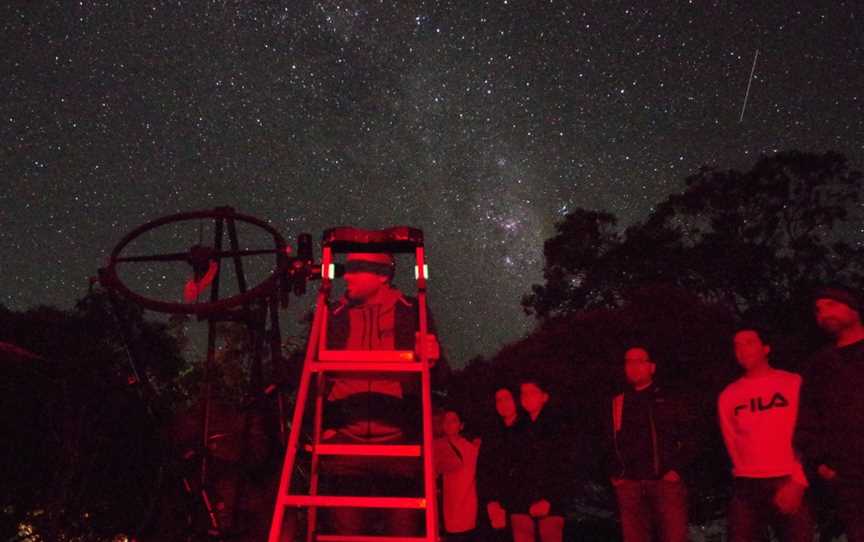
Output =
[
  {"x1": 321, "y1": 251, "x2": 443, "y2": 536},
  {"x1": 269, "y1": 227, "x2": 447, "y2": 542}
]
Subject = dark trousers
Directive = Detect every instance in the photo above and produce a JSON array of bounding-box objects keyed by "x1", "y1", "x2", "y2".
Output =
[
  {"x1": 319, "y1": 433, "x2": 423, "y2": 536},
  {"x1": 445, "y1": 529, "x2": 478, "y2": 542},
  {"x1": 613, "y1": 479, "x2": 688, "y2": 542},
  {"x1": 727, "y1": 477, "x2": 814, "y2": 542},
  {"x1": 830, "y1": 478, "x2": 864, "y2": 542}
]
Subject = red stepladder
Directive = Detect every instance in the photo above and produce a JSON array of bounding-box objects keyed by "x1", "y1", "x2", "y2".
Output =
[{"x1": 269, "y1": 227, "x2": 438, "y2": 542}]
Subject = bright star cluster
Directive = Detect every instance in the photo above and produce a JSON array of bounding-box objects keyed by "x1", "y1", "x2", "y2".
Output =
[{"x1": 2, "y1": 2, "x2": 862, "y2": 365}]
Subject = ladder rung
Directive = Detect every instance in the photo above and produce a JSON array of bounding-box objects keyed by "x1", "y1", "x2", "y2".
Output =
[
  {"x1": 312, "y1": 362, "x2": 424, "y2": 373},
  {"x1": 318, "y1": 350, "x2": 416, "y2": 362},
  {"x1": 316, "y1": 536, "x2": 429, "y2": 542},
  {"x1": 307, "y1": 444, "x2": 421, "y2": 457},
  {"x1": 279, "y1": 495, "x2": 426, "y2": 509}
]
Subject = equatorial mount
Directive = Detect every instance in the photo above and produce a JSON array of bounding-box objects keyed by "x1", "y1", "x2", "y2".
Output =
[{"x1": 98, "y1": 206, "x2": 305, "y2": 315}]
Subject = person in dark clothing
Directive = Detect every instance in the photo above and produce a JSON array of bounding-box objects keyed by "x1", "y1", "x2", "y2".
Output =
[
  {"x1": 477, "y1": 386, "x2": 520, "y2": 542},
  {"x1": 605, "y1": 346, "x2": 697, "y2": 542},
  {"x1": 509, "y1": 378, "x2": 568, "y2": 542},
  {"x1": 320, "y1": 251, "x2": 445, "y2": 536},
  {"x1": 795, "y1": 286, "x2": 864, "y2": 542}
]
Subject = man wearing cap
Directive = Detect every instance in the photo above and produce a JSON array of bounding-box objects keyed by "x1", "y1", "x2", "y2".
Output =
[
  {"x1": 321, "y1": 252, "x2": 445, "y2": 536},
  {"x1": 796, "y1": 286, "x2": 864, "y2": 541}
]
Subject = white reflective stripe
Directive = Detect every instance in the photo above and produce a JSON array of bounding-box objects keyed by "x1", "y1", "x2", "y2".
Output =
[
  {"x1": 326, "y1": 263, "x2": 335, "y2": 279},
  {"x1": 413, "y1": 264, "x2": 429, "y2": 280}
]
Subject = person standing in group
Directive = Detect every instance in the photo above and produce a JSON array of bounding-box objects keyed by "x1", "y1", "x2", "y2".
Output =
[
  {"x1": 796, "y1": 287, "x2": 864, "y2": 542},
  {"x1": 605, "y1": 346, "x2": 697, "y2": 542},
  {"x1": 434, "y1": 408, "x2": 481, "y2": 541},
  {"x1": 477, "y1": 386, "x2": 521, "y2": 541},
  {"x1": 718, "y1": 327, "x2": 813, "y2": 541},
  {"x1": 508, "y1": 377, "x2": 568, "y2": 542}
]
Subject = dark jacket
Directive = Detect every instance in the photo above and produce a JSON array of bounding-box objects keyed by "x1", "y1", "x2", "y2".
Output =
[
  {"x1": 604, "y1": 383, "x2": 698, "y2": 481},
  {"x1": 476, "y1": 417, "x2": 521, "y2": 510},
  {"x1": 508, "y1": 408, "x2": 572, "y2": 516},
  {"x1": 795, "y1": 339, "x2": 864, "y2": 481},
  {"x1": 324, "y1": 292, "x2": 449, "y2": 436}
]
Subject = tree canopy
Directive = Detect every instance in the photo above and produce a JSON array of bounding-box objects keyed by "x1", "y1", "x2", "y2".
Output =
[{"x1": 523, "y1": 150, "x2": 864, "y2": 326}]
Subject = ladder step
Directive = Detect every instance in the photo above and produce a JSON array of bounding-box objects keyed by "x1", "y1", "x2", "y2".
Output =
[
  {"x1": 318, "y1": 349, "x2": 416, "y2": 362},
  {"x1": 316, "y1": 536, "x2": 429, "y2": 542},
  {"x1": 279, "y1": 495, "x2": 426, "y2": 509},
  {"x1": 307, "y1": 444, "x2": 422, "y2": 457},
  {"x1": 312, "y1": 362, "x2": 424, "y2": 373}
]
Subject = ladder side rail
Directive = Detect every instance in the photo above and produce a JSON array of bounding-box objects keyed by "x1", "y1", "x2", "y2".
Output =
[
  {"x1": 414, "y1": 246, "x2": 438, "y2": 542},
  {"x1": 308, "y1": 246, "x2": 336, "y2": 541},
  {"x1": 307, "y1": 372, "x2": 326, "y2": 542},
  {"x1": 267, "y1": 298, "x2": 321, "y2": 542},
  {"x1": 268, "y1": 246, "x2": 334, "y2": 542}
]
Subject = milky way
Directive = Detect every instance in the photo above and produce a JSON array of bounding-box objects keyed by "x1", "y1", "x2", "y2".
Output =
[{"x1": 2, "y1": 2, "x2": 863, "y2": 365}]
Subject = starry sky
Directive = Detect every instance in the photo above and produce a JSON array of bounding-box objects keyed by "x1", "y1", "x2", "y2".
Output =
[{"x1": 3, "y1": 2, "x2": 863, "y2": 366}]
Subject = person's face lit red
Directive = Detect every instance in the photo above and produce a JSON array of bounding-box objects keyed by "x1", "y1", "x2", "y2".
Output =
[
  {"x1": 519, "y1": 382, "x2": 548, "y2": 417},
  {"x1": 624, "y1": 347, "x2": 655, "y2": 389},
  {"x1": 733, "y1": 330, "x2": 770, "y2": 371},
  {"x1": 344, "y1": 270, "x2": 387, "y2": 302},
  {"x1": 815, "y1": 298, "x2": 861, "y2": 335},
  {"x1": 442, "y1": 411, "x2": 462, "y2": 437},
  {"x1": 494, "y1": 388, "x2": 516, "y2": 420}
]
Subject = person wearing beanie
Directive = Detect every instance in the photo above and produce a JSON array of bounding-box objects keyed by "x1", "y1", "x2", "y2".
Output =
[
  {"x1": 795, "y1": 286, "x2": 864, "y2": 542},
  {"x1": 605, "y1": 346, "x2": 698, "y2": 542},
  {"x1": 319, "y1": 251, "x2": 447, "y2": 537},
  {"x1": 718, "y1": 327, "x2": 814, "y2": 542}
]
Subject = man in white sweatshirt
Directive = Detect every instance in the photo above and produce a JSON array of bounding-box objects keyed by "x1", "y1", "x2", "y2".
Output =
[{"x1": 717, "y1": 327, "x2": 814, "y2": 542}]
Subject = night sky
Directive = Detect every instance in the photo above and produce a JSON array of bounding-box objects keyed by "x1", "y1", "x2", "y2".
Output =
[{"x1": 3, "y1": 2, "x2": 863, "y2": 366}]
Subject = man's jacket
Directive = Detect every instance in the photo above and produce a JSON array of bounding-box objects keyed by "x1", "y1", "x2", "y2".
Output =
[
  {"x1": 605, "y1": 384, "x2": 699, "y2": 480},
  {"x1": 324, "y1": 289, "x2": 449, "y2": 440},
  {"x1": 795, "y1": 340, "x2": 864, "y2": 481}
]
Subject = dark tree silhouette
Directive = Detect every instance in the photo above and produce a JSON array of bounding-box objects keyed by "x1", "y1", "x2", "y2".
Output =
[
  {"x1": 0, "y1": 291, "x2": 187, "y2": 541},
  {"x1": 523, "y1": 150, "x2": 864, "y2": 325}
]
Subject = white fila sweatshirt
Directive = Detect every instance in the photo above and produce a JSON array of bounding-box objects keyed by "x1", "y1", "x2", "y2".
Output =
[{"x1": 717, "y1": 369, "x2": 807, "y2": 485}]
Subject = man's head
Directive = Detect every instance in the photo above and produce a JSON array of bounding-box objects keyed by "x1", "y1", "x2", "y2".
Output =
[
  {"x1": 733, "y1": 328, "x2": 771, "y2": 372},
  {"x1": 494, "y1": 387, "x2": 517, "y2": 420},
  {"x1": 813, "y1": 286, "x2": 862, "y2": 336},
  {"x1": 624, "y1": 347, "x2": 655, "y2": 389},
  {"x1": 343, "y1": 252, "x2": 395, "y2": 302}
]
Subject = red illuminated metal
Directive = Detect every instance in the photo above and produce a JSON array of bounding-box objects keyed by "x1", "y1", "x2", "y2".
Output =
[
  {"x1": 316, "y1": 536, "x2": 428, "y2": 542},
  {"x1": 317, "y1": 350, "x2": 415, "y2": 362},
  {"x1": 281, "y1": 496, "x2": 426, "y2": 509},
  {"x1": 308, "y1": 444, "x2": 422, "y2": 457},
  {"x1": 311, "y1": 362, "x2": 425, "y2": 373}
]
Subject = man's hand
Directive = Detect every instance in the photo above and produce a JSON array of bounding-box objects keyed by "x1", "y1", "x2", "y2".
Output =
[
  {"x1": 773, "y1": 478, "x2": 806, "y2": 515},
  {"x1": 487, "y1": 501, "x2": 506, "y2": 529},
  {"x1": 528, "y1": 499, "x2": 550, "y2": 518},
  {"x1": 817, "y1": 464, "x2": 837, "y2": 480},
  {"x1": 415, "y1": 332, "x2": 440, "y2": 363},
  {"x1": 662, "y1": 470, "x2": 681, "y2": 482}
]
